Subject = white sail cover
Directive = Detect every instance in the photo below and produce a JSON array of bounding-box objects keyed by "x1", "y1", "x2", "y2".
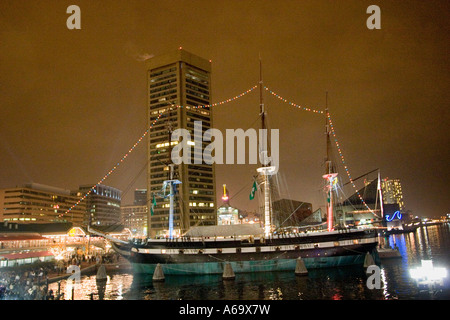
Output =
[{"x1": 185, "y1": 224, "x2": 263, "y2": 238}]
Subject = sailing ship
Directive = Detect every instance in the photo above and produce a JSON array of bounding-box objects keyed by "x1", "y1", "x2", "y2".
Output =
[{"x1": 90, "y1": 63, "x2": 379, "y2": 275}]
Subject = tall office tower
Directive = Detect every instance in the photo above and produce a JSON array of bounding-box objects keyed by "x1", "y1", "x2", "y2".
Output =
[
  {"x1": 74, "y1": 184, "x2": 122, "y2": 227},
  {"x1": 146, "y1": 49, "x2": 217, "y2": 238},
  {"x1": 381, "y1": 179, "x2": 405, "y2": 212}
]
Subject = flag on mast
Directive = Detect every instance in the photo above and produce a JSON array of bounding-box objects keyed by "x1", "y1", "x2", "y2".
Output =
[
  {"x1": 150, "y1": 193, "x2": 157, "y2": 216},
  {"x1": 249, "y1": 180, "x2": 257, "y2": 200}
]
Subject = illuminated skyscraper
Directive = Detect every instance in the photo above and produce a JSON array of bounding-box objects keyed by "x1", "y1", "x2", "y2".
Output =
[
  {"x1": 381, "y1": 179, "x2": 405, "y2": 212},
  {"x1": 146, "y1": 49, "x2": 217, "y2": 237}
]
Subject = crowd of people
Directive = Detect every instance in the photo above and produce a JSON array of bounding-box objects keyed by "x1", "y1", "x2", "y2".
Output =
[
  {"x1": 0, "y1": 265, "x2": 56, "y2": 300},
  {"x1": 0, "y1": 251, "x2": 119, "y2": 300}
]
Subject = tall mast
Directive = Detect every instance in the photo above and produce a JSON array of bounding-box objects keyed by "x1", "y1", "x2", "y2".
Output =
[
  {"x1": 323, "y1": 92, "x2": 338, "y2": 232},
  {"x1": 257, "y1": 56, "x2": 275, "y2": 238},
  {"x1": 377, "y1": 170, "x2": 385, "y2": 218},
  {"x1": 325, "y1": 92, "x2": 335, "y2": 174},
  {"x1": 259, "y1": 56, "x2": 265, "y2": 135},
  {"x1": 166, "y1": 107, "x2": 181, "y2": 239}
]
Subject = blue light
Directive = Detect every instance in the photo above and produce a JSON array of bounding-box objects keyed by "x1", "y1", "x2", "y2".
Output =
[{"x1": 386, "y1": 210, "x2": 402, "y2": 222}]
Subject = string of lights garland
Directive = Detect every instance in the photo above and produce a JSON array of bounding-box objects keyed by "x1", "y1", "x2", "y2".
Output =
[
  {"x1": 62, "y1": 84, "x2": 376, "y2": 218},
  {"x1": 60, "y1": 112, "x2": 164, "y2": 218},
  {"x1": 326, "y1": 112, "x2": 378, "y2": 216},
  {"x1": 188, "y1": 85, "x2": 258, "y2": 109},
  {"x1": 61, "y1": 85, "x2": 259, "y2": 218},
  {"x1": 263, "y1": 86, "x2": 324, "y2": 114},
  {"x1": 263, "y1": 85, "x2": 378, "y2": 216}
]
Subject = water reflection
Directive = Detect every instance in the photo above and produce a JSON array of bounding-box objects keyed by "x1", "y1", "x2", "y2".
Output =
[
  {"x1": 49, "y1": 273, "x2": 134, "y2": 300},
  {"x1": 48, "y1": 224, "x2": 450, "y2": 300}
]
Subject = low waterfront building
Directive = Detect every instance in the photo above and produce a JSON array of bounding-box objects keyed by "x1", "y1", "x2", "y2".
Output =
[
  {"x1": 217, "y1": 185, "x2": 240, "y2": 225},
  {"x1": 272, "y1": 199, "x2": 313, "y2": 228},
  {"x1": 0, "y1": 222, "x2": 72, "y2": 268},
  {"x1": 337, "y1": 179, "x2": 381, "y2": 227},
  {"x1": 337, "y1": 178, "x2": 409, "y2": 229},
  {"x1": 0, "y1": 183, "x2": 86, "y2": 226},
  {"x1": 217, "y1": 205, "x2": 240, "y2": 225},
  {"x1": 0, "y1": 221, "x2": 131, "y2": 268}
]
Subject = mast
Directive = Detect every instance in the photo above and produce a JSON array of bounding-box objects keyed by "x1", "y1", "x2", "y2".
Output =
[
  {"x1": 166, "y1": 107, "x2": 181, "y2": 239},
  {"x1": 377, "y1": 170, "x2": 384, "y2": 218},
  {"x1": 257, "y1": 56, "x2": 275, "y2": 238},
  {"x1": 259, "y1": 56, "x2": 265, "y2": 134},
  {"x1": 168, "y1": 164, "x2": 174, "y2": 239},
  {"x1": 323, "y1": 92, "x2": 338, "y2": 232}
]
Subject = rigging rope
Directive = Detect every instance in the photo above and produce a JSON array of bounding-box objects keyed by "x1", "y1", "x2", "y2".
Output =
[
  {"x1": 326, "y1": 112, "x2": 379, "y2": 217},
  {"x1": 263, "y1": 86, "x2": 324, "y2": 114},
  {"x1": 263, "y1": 85, "x2": 380, "y2": 217},
  {"x1": 62, "y1": 82, "x2": 379, "y2": 222},
  {"x1": 62, "y1": 85, "x2": 259, "y2": 218}
]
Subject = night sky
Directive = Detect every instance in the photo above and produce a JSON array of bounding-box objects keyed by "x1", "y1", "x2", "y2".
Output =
[{"x1": 0, "y1": 1, "x2": 448, "y2": 218}]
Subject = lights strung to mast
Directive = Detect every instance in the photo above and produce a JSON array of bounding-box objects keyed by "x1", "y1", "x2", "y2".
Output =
[
  {"x1": 326, "y1": 112, "x2": 378, "y2": 216},
  {"x1": 263, "y1": 86, "x2": 324, "y2": 114},
  {"x1": 262, "y1": 86, "x2": 378, "y2": 216},
  {"x1": 61, "y1": 85, "x2": 259, "y2": 218},
  {"x1": 62, "y1": 82, "x2": 378, "y2": 222}
]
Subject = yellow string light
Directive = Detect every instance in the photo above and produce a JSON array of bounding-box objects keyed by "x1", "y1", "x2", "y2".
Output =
[
  {"x1": 62, "y1": 85, "x2": 258, "y2": 217},
  {"x1": 263, "y1": 86, "x2": 324, "y2": 114},
  {"x1": 264, "y1": 85, "x2": 378, "y2": 217}
]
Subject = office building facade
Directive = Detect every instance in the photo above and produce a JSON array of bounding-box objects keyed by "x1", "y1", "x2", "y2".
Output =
[
  {"x1": 0, "y1": 183, "x2": 85, "y2": 225},
  {"x1": 381, "y1": 179, "x2": 405, "y2": 212},
  {"x1": 74, "y1": 184, "x2": 122, "y2": 227},
  {"x1": 146, "y1": 49, "x2": 217, "y2": 237},
  {"x1": 134, "y1": 189, "x2": 147, "y2": 206},
  {"x1": 121, "y1": 205, "x2": 148, "y2": 237}
]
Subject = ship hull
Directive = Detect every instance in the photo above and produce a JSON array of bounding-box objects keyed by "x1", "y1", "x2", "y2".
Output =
[{"x1": 112, "y1": 229, "x2": 379, "y2": 275}]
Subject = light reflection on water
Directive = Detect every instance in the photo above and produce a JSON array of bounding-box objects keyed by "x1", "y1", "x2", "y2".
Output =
[{"x1": 49, "y1": 224, "x2": 450, "y2": 300}]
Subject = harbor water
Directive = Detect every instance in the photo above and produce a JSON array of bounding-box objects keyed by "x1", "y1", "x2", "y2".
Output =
[{"x1": 48, "y1": 224, "x2": 450, "y2": 300}]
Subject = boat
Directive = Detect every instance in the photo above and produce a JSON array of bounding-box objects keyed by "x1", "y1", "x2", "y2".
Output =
[
  {"x1": 377, "y1": 247, "x2": 402, "y2": 259},
  {"x1": 91, "y1": 63, "x2": 379, "y2": 275},
  {"x1": 108, "y1": 227, "x2": 378, "y2": 275},
  {"x1": 383, "y1": 224, "x2": 419, "y2": 236}
]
